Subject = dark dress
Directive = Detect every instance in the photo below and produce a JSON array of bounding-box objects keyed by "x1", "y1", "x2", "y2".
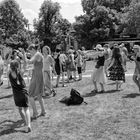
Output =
[
  {"x1": 54, "y1": 54, "x2": 61, "y2": 75},
  {"x1": 9, "y1": 72, "x2": 29, "y2": 107},
  {"x1": 108, "y1": 56, "x2": 125, "y2": 82}
]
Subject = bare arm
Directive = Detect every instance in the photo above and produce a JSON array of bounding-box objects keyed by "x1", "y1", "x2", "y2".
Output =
[{"x1": 107, "y1": 58, "x2": 115, "y2": 70}]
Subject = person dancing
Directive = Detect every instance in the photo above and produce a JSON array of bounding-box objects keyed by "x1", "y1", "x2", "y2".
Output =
[
  {"x1": 0, "y1": 50, "x2": 4, "y2": 86},
  {"x1": 91, "y1": 44, "x2": 107, "y2": 93},
  {"x1": 108, "y1": 45, "x2": 125, "y2": 90},
  {"x1": 42, "y1": 46, "x2": 56, "y2": 96},
  {"x1": 21, "y1": 44, "x2": 46, "y2": 119},
  {"x1": 9, "y1": 60, "x2": 31, "y2": 132},
  {"x1": 131, "y1": 45, "x2": 140, "y2": 92}
]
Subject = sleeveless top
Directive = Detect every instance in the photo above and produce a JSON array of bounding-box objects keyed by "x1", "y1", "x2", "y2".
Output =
[
  {"x1": 54, "y1": 54, "x2": 60, "y2": 69},
  {"x1": 96, "y1": 56, "x2": 105, "y2": 67}
]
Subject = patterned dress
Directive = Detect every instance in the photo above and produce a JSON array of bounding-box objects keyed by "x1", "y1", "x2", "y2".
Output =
[
  {"x1": 108, "y1": 56, "x2": 125, "y2": 82},
  {"x1": 29, "y1": 52, "x2": 44, "y2": 97},
  {"x1": 9, "y1": 72, "x2": 29, "y2": 107}
]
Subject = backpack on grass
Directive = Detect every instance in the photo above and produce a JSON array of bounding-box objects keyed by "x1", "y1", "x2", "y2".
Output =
[{"x1": 59, "y1": 88, "x2": 87, "y2": 106}]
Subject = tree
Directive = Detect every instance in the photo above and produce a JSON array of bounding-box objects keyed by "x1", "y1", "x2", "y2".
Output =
[
  {"x1": 52, "y1": 18, "x2": 71, "y2": 51},
  {"x1": 123, "y1": 1, "x2": 140, "y2": 37},
  {"x1": 73, "y1": 5, "x2": 118, "y2": 49},
  {"x1": 0, "y1": 0, "x2": 28, "y2": 39},
  {"x1": 33, "y1": 0, "x2": 61, "y2": 49},
  {"x1": 81, "y1": 0, "x2": 132, "y2": 14}
]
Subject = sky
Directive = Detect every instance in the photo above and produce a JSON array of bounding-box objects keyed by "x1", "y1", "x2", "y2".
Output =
[{"x1": 6, "y1": 0, "x2": 84, "y2": 30}]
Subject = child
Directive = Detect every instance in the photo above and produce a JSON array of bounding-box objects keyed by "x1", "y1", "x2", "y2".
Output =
[
  {"x1": 9, "y1": 60, "x2": 31, "y2": 132},
  {"x1": 108, "y1": 45, "x2": 125, "y2": 90}
]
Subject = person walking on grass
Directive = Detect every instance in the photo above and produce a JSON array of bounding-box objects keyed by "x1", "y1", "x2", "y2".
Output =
[
  {"x1": 75, "y1": 49, "x2": 83, "y2": 81},
  {"x1": 81, "y1": 46, "x2": 87, "y2": 72},
  {"x1": 107, "y1": 44, "x2": 125, "y2": 91},
  {"x1": 21, "y1": 44, "x2": 46, "y2": 119},
  {"x1": 91, "y1": 44, "x2": 107, "y2": 93},
  {"x1": 42, "y1": 46, "x2": 56, "y2": 97},
  {"x1": 131, "y1": 45, "x2": 140, "y2": 92},
  {"x1": 0, "y1": 50, "x2": 4, "y2": 86},
  {"x1": 54, "y1": 48, "x2": 66, "y2": 87},
  {"x1": 9, "y1": 60, "x2": 31, "y2": 133}
]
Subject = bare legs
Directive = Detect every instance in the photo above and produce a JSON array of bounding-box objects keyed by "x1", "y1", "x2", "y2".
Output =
[
  {"x1": 18, "y1": 107, "x2": 31, "y2": 132},
  {"x1": 56, "y1": 75, "x2": 60, "y2": 87},
  {"x1": 92, "y1": 81, "x2": 105, "y2": 93},
  {"x1": 30, "y1": 95, "x2": 46, "y2": 118},
  {"x1": 133, "y1": 74, "x2": 140, "y2": 92}
]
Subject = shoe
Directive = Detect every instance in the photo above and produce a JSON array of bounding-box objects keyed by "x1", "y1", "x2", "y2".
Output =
[
  {"x1": 77, "y1": 79, "x2": 82, "y2": 81},
  {"x1": 51, "y1": 89, "x2": 56, "y2": 97},
  {"x1": 62, "y1": 84, "x2": 67, "y2": 87},
  {"x1": 54, "y1": 85, "x2": 58, "y2": 88},
  {"x1": 99, "y1": 90, "x2": 105, "y2": 93},
  {"x1": 40, "y1": 112, "x2": 46, "y2": 116},
  {"x1": 27, "y1": 127, "x2": 32, "y2": 133},
  {"x1": 31, "y1": 114, "x2": 38, "y2": 120}
]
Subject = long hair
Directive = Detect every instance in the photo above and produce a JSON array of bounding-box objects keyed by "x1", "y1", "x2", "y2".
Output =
[
  {"x1": 10, "y1": 60, "x2": 19, "y2": 74},
  {"x1": 112, "y1": 47, "x2": 122, "y2": 62},
  {"x1": 43, "y1": 46, "x2": 51, "y2": 55}
]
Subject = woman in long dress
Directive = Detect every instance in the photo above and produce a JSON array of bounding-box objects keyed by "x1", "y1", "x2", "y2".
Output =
[
  {"x1": 132, "y1": 45, "x2": 140, "y2": 92},
  {"x1": 42, "y1": 46, "x2": 56, "y2": 96},
  {"x1": 0, "y1": 50, "x2": 4, "y2": 86},
  {"x1": 21, "y1": 44, "x2": 46, "y2": 119},
  {"x1": 108, "y1": 45, "x2": 125, "y2": 90}
]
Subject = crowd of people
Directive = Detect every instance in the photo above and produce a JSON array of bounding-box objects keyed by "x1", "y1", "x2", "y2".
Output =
[{"x1": 0, "y1": 42, "x2": 140, "y2": 133}]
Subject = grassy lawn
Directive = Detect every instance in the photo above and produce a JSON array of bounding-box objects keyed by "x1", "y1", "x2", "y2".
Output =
[{"x1": 1, "y1": 61, "x2": 140, "y2": 140}]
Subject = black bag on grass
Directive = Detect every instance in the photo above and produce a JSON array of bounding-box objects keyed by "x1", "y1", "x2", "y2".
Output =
[{"x1": 59, "y1": 88, "x2": 87, "y2": 106}]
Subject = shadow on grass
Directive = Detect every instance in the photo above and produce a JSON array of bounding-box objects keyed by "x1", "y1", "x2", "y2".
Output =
[
  {"x1": 0, "y1": 94, "x2": 13, "y2": 100},
  {"x1": 107, "y1": 82, "x2": 116, "y2": 85},
  {"x1": 82, "y1": 89, "x2": 118, "y2": 97},
  {"x1": 122, "y1": 93, "x2": 140, "y2": 98},
  {"x1": 0, "y1": 120, "x2": 27, "y2": 136}
]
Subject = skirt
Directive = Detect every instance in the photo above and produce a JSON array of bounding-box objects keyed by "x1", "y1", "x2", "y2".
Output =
[
  {"x1": 13, "y1": 89, "x2": 29, "y2": 107},
  {"x1": 108, "y1": 64, "x2": 125, "y2": 82},
  {"x1": 44, "y1": 70, "x2": 52, "y2": 94},
  {"x1": 29, "y1": 69, "x2": 44, "y2": 97},
  {"x1": 91, "y1": 66, "x2": 106, "y2": 84}
]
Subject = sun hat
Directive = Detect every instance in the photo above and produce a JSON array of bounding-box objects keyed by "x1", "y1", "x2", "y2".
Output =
[
  {"x1": 95, "y1": 44, "x2": 104, "y2": 51},
  {"x1": 133, "y1": 45, "x2": 140, "y2": 49}
]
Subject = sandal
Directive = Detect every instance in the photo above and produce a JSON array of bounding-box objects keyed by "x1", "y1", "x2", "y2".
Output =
[
  {"x1": 31, "y1": 114, "x2": 38, "y2": 120},
  {"x1": 26, "y1": 127, "x2": 32, "y2": 133},
  {"x1": 51, "y1": 89, "x2": 56, "y2": 97}
]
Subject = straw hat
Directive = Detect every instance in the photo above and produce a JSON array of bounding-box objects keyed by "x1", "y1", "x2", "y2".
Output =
[
  {"x1": 133, "y1": 45, "x2": 140, "y2": 49},
  {"x1": 95, "y1": 44, "x2": 104, "y2": 51}
]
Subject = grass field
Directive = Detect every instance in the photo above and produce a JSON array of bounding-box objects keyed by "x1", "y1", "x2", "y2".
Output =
[{"x1": 0, "y1": 61, "x2": 140, "y2": 140}]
